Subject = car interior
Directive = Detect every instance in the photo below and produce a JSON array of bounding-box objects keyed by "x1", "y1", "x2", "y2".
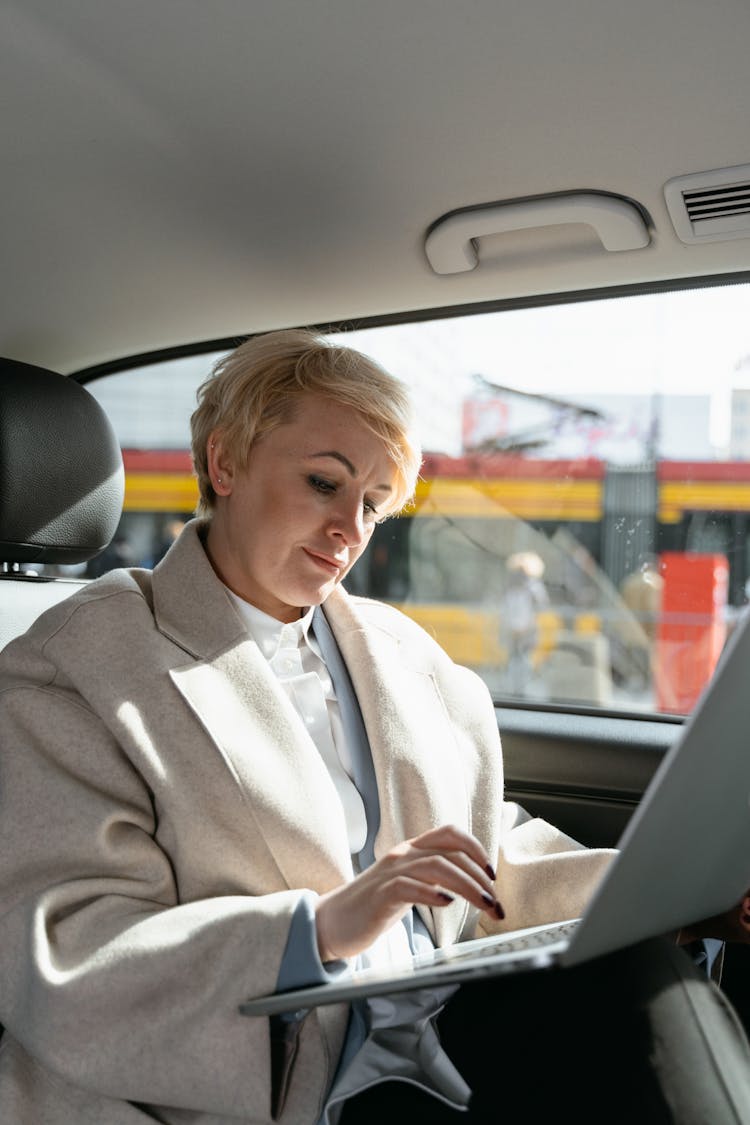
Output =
[{"x1": 2, "y1": 0, "x2": 750, "y2": 1028}]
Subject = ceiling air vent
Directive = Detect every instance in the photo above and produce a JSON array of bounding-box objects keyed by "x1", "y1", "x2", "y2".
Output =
[{"x1": 665, "y1": 163, "x2": 750, "y2": 244}]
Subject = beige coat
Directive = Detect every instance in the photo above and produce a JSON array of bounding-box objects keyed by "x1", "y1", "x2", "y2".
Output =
[{"x1": 0, "y1": 521, "x2": 612, "y2": 1124}]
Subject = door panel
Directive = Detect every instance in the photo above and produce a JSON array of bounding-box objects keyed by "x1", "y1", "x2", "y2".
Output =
[
  {"x1": 499, "y1": 706, "x2": 675, "y2": 847},
  {"x1": 499, "y1": 706, "x2": 750, "y2": 1027}
]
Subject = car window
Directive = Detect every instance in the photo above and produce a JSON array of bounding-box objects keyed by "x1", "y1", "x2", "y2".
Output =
[{"x1": 83, "y1": 280, "x2": 750, "y2": 717}]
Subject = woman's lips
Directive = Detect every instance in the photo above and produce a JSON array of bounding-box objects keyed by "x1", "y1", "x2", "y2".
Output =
[{"x1": 303, "y1": 548, "x2": 345, "y2": 575}]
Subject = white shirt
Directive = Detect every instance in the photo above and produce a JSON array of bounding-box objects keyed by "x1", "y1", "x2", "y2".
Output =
[
  {"x1": 227, "y1": 594, "x2": 368, "y2": 855},
  {"x1": 227, "y1": 593, "x2": 427, "y2": 974}
]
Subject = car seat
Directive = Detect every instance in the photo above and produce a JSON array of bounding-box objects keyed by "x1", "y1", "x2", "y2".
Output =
[{"x1": 0, "y1": 357, "x2": 124, "y2": 651}]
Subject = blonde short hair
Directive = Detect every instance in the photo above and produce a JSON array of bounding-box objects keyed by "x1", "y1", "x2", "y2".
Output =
[{"x1": 190, "y1": 329, "x2": 422, "y2": 518}]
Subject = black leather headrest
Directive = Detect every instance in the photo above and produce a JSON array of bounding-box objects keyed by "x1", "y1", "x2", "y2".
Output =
[{"x1": 0, "y1": 358, "x2": 124, "y2": 564}]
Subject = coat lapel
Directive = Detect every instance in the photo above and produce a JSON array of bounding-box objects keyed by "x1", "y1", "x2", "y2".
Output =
[
  {"x1": 152, "y1": 522, "x2": 353, "y2": 893},
  {"x1": 323, "y1": 589, "x2": 472, "y2": 945}
]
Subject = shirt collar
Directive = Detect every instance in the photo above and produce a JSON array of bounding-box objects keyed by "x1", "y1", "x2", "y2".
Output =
[{"x1": 225, "y1": 588, "x2": 315, "y2": 660}]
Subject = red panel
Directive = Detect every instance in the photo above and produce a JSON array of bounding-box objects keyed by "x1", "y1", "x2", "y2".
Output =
[
  {"x1": 122, "y1": 449, "x2": 194, "y2": 472},
  {"x1": 421, "y1": 453, "x2": 605, "y2": 479},
  {"x1": 658, "y1": 460, "x2": 750, "y2": 482},
  {"x1": 654, "y1": 552, "x2": 729, "y2": 713}
]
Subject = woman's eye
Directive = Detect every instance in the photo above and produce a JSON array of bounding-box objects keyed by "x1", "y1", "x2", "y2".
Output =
[
  {"x1": 309, "y1": 475, "x2": 380, "y2": 520},
  {"x1": 309, "y1": 475, "x2": 336, "y2": 495}
]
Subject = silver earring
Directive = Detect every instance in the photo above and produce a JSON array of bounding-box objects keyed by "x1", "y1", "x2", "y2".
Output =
[{"x1": 217, "y1": 477, "x2": 223, "y2": 485}]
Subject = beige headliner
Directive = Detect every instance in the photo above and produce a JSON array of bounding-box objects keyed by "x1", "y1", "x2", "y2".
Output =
[{"x1": 2, "y1": 0, "x2": 749, "y2": 373}]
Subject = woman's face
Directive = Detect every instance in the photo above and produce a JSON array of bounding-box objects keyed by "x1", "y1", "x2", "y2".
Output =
[{"x1": 205, "y1": 395, "x2": 398, "y2": 622}]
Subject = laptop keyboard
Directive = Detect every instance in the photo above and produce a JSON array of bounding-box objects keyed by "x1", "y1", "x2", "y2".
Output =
[
  {"x1": 428, "y1": 918, "x2": 580, "y2": 967},
  {"x1": 482, "y1": 919, "x2": 579, "y2": 955}
]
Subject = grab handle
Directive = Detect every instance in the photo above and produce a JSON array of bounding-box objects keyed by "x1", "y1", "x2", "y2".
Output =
[{"x1": 425, "y1": 192, "x2": 650, "y2": 274}]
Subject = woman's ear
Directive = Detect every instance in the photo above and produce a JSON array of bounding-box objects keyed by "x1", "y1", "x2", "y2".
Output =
[
  {"x1": 739, "y1": 894, "x2": 750, "y2": 937},
  {"x1": 207, "y1": 432, "x2": 233, "y2": 497}
]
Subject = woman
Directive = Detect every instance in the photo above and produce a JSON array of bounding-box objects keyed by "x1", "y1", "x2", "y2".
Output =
[{"x1": 0, "y1": 329, "x2": 748, "y2": 1124}]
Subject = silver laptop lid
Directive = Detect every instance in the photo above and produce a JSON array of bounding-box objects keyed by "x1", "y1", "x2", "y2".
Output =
[{"x1": 563, "y1": 606, "x2": 750, "y2": 966}]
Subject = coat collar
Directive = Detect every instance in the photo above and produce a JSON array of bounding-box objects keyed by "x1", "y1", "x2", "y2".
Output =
[{"x1": 151, "y1": 518, "x2": 247, "y2": 659}]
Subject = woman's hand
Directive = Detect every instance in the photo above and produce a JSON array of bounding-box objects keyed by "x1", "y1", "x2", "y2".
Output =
[
  {"x1": 315, "y1": 824, "x2": 503, "y2": 962},
  {"x1": 678, "y1": 891, "x2": 750, "y2": 946}
]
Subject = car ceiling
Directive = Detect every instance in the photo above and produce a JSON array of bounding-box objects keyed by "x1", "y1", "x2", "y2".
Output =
[{"x1": 2, "y1": 0, "x2": 750, "y2": 374}]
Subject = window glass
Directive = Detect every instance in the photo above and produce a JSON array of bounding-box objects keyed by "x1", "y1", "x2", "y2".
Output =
[{"x1": 84, "y1": 282, "x2": 750, "y2": 716}]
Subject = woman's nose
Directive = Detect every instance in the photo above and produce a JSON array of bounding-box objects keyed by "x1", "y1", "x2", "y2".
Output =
[{"x1": 331, "y1": 501, "x2": 366, "y2": 546}]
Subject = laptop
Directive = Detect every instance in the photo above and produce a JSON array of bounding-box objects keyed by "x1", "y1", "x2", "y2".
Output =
[{"x1": 240, "y1": 607, "x2": 750, "y2": 1018}]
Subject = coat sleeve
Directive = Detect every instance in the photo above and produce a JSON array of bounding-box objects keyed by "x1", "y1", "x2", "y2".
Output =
[
  {"x1": 0, "y1": 680, "x2": 338, "y2": 1118},
  {"x1": 379, "y1": 602, "x2": 616, "y2": 939},
  {"x1": 477, "y1": 800, "x2": 616, "y2": 935}
]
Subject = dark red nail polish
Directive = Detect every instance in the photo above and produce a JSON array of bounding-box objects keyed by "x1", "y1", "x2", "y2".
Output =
[
  {"x1": 481, "y1": 892, "x2": 495, "y2": 907},
  {"x1": 485, "y1": 863, "x2": 497, "y2": 881},
  {"x1": 438, "y1": 891, "x2": 455, "y2": 903},
  {"x1": 494, "y1": 901, "x2": 505, "y2": 920}
]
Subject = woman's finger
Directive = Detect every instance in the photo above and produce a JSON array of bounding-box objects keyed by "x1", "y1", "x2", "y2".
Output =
[
  {"x1": 392, "y1": 854, "x2": 503, "y2": 918},
  {"x1": 409, "y1": 823, "x2": 497, "y2": 881},
  {"x1": 315, "y1": 826, "x2": 504, "y2": 961}
]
